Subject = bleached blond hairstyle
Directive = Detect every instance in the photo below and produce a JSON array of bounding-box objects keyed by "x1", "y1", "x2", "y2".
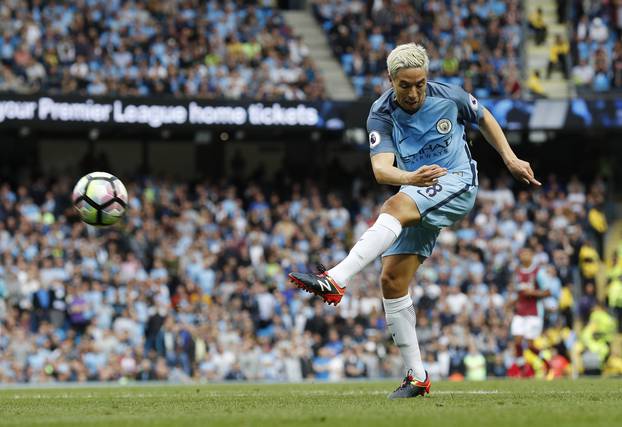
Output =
[{"x1": 386, "y1": 43, "x2": 429, "y2": 79}]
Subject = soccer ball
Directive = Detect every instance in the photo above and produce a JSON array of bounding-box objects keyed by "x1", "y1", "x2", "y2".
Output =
[{"x1": 72, "y1": 172, "x2": 128, "y2": 226}]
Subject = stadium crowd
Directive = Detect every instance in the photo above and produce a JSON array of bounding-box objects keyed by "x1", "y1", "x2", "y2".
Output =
[
  {"x1": 0, "y1": 165, "x2": 619, "y2": 384},
  {"x1": 569, "y1": 0, "x2": 622, "y2": 92},
  {"x1": 0, "y1": 0, "x2": 325, "y2": 100},
  {"x1": 312, "y1": 0, "x2": 524, "y2": 99}
]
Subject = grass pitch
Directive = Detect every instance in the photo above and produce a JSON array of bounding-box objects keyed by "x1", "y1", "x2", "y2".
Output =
[{"x1": 0, "y1": 379, "x2": 620, "y2": 427}]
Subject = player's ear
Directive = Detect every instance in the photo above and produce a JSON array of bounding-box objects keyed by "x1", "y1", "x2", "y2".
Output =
[{"x1": 387, "y1": 71, "x2": 392, "y2": 84}]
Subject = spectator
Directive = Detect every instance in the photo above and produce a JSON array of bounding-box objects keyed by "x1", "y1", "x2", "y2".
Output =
[
  {"x1": 490, "y1": 353, "x2": 507, "y2": 377},
  {"x1": 224, "y1": 362, "x2": 248, "y2": 381},
  {"x1": 529, "y1": 8, "x2": 548, "y2": 46},
  {"x1": 343, "y1": 347, "x2": 367, "y2": 378},
  {"x1": 546, "y1": 347, "x2": 571, "y2": 379},
  {"x1": 572, "y1": 58, "x2": 594, "y2": 89},
  {"x1": 592, "y1": 61, "x2": 611, "y2": 92},
  {"x1": 464, "y1": 340, "x2": 487, "y2": 381},
  {"x1": 603, "y1": 345, "x2": 622, "y2": 377},
  {"x1": 313, "y1": 347, "x2": 332, "y2": 380},
  {"x1": 559, "y1": 284, "x2": 575, "y2": 327},
  {"x1": 609, "y1": 41, "x2": 622, "y2": 91},
  {"x1": 0, "y1": 1, "x2": 325, "y2": 101},
  {"x1": 607, "y1": 272, "x2": 622, "y2": 333},
  {"x1": 0, "y1": 170, "x2": 605, "y2": 383},
  {"x1": 579, "y1": 282, "x2": 598, "y2": 323},
  {"x1": 576, "y1": 15, "x2": 590, "y2": 42},
  {"x1": 527, "y1": 70, "x2": 546, "y2": 98},
  {"x1": 587, "y1": 193, "x2": 607, "y2": 256},
  {"x1": 589, "y1": 17, "x2": 609, "y2": 44},
  {"x1": 577, "y1": 303, "x2": 616, "y2": 375},
  {"x1": 547, "y1": 35, "x2": 570, "y2": 79},
  {"x1": 556, "y1": 0, "x2": 568, "y2": 24},
  {"x1": 579, "y1": 240, "x2": 600, "y2": 283},
  {"x1": 313, "y1": 0, "x2": 524, "y2": 98},
  {"x1": 569, "y1": 12, "x2": 622, "y2": 93}
]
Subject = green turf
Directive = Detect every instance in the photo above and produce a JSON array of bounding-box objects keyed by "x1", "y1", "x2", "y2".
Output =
[{"x1": 0, "y1": 379, "x2": 620, "y2": 427}]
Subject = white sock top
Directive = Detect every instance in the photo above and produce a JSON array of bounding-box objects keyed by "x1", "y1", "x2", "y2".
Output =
[
  {"x1": 383, "y1": 293, "x2": 412, "y2": 314},
  {"x1": 328, "y1": 212, "x2": 402, "y2": 287},
  {"x1": 376, "y1": 213, "x2": 402, "y2": 237}
]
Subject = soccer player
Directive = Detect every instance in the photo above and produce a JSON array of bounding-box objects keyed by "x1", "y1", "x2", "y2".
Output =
[
  {"x1": 511, "y1": 247, "x2": 551, "y2": 372},
  {"x1": 289, "y1": 43, "x2": 540, "y2": 398}
]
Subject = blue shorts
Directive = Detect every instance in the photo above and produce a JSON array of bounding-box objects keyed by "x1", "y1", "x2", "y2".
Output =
[{"x1": 383, "y1": 172, "x2": 478, "y2": 259}]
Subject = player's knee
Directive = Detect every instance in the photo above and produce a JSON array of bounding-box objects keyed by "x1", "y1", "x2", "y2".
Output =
[
  {"x1": 380, "y1": 271, "x2": 408, "y2": 298},
  {"x1": 380, "y1": 194, "x2": 420, "y2": 226},
  {"x1": 380, "y1": 196, "x2": 401, "y2": 217}
]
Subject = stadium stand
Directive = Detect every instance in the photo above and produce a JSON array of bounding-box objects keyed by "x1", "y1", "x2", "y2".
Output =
[
  {"x1": 0, "y1": 0, "x2": 620, "y2": 388},
  {"x1": 0, "y1": 170, "x2": 611, "y2": 383},
  {"x1": 311, "y1": 0, "x2": 524, "y2": 99},
  {"x1": 0, "y1": 0, "x2": 326, "y2": 100},
  {"x1": 569, "y1": 0, "x2": 622, "y2": 93}
]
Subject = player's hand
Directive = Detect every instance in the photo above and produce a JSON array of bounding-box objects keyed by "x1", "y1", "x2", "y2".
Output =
[
  {"x1": 407, "y1": 164, "x2": 447, "y2": 187},
  {"x1": 505, "y1": 158, "x2": 541, "y2": 186}
]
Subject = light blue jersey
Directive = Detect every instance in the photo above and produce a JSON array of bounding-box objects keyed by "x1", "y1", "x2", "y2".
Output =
[
  {"x1": 367, "y1": 81, "x2": 482, "y2": 185},
  {"x1": 367, "y1": 81, "x2": 483, "y2": 259}
]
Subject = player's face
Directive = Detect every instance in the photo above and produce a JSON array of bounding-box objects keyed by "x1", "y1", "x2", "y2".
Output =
[
  {"x1": 519, "y1": 248, "x2": 533, "y2": 265},
  {"x1": 390, "y1": 67, "x2": 427, "y2": 113}
]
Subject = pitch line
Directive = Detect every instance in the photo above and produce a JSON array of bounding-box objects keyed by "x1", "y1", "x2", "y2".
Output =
[{"x1": 9, "y1": 390, "x2": 512, "y2": 399}]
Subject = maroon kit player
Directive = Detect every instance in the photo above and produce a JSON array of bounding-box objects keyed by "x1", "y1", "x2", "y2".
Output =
[{"x1": 511, "y1": 247, "x2": 550, "y2": 364}]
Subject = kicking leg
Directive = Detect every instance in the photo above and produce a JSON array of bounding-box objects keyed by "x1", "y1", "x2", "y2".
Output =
[
  {"x1": 328, "y1": 193, "x2": 420, "y2": 286},
  {"x1": 289, "y1": 192, "x2": 420, "y2": 305}
]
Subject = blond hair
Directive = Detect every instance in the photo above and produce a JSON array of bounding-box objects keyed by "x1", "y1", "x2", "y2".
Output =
[{"x1": 386, "y1": 43, "x2": 429, "y2": 78}]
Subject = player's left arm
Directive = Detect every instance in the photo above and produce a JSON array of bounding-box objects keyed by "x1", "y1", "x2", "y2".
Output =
[
  {"x1": 519, "y1": 288, "x2": 551, "y2": 299},
  {"x1": 438, "y1": 82, "x2": 541, "y2": 186},
  {"x1": 478, "y1": 108, "x2": 541, "y2": 186}
]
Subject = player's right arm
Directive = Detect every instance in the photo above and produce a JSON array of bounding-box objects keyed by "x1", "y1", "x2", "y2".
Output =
[
  {"x1": 367, "y1": 109, "x2": 446, "y2": 187},
  {"x1": 371, "y1": 153, "x2": 447, "y2": 187}
]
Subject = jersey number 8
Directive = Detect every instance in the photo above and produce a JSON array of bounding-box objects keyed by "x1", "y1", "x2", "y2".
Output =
[{"x1": 425, "y1": 183, "x2": 443, "y2": 197}]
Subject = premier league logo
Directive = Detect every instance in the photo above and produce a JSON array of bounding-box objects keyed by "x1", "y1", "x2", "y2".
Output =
[
  {"x1": 369, "y1": 131, "x2": 381, "y2": 148},
  {"x1": 436, "y1": 118, "x2": 452, "y2": 134},
  {"x1": 468, "y1": 93, "x2": 479, "y2": 112}
]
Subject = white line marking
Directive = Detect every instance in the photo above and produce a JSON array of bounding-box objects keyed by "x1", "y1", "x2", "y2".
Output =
[
  {"x1": 8, "y1": 389, "x2": 589, "y2": 400},
  {"x1": 8, "y1": 390, "x2": 509, "y2": 399},
  {"x1": 434, "y1": 390, "x2": 501, "y2": 395}
]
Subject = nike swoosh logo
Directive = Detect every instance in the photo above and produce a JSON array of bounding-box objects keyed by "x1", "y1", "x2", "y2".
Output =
[{"x1": 398, "y1": 136, "x2": 410, "y2": 144}]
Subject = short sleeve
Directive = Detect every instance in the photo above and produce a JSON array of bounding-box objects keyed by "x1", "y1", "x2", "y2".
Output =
[
  {"x1": 366, "y1": 111, "x2": 395, "y2": 156},
  {"x1": 458, "y1": 90, "x2": 484, "y2": 125},
  {"x1": 428, "y1": 82, "x2": 484, "y2": 125}
]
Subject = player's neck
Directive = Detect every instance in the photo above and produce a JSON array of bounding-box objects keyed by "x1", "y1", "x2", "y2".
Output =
[{"x1": 393, "y1": 93, "x2": 425, "y2": 115}]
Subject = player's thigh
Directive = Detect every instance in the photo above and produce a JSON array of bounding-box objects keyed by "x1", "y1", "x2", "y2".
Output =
[
  {"x1": 524, "y1": 316, "x2": 543, "y2": 340},
  {"x1": 400, "y1": 173, "x2": 477, "y2": 229},
  {"x1": 380, "y1": 254, "x2": 422, "y2": 299},
  {"x1": 384, "y1": 222, "x2": 439, "y2": 261},
  {"x1": 380, "y1": 192, "x2": 421, "y2": 226},
  {"x1": 510, "y1": 315, "x2": 526, "y2": 338}
]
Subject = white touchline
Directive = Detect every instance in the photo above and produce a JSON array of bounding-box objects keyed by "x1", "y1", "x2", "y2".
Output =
[
  {"x1": 434, "y1": 390, "x2": 502, "y2": 395},
  {"x1": 10, "y1": 389, "x2": 583, "y2": 400}
]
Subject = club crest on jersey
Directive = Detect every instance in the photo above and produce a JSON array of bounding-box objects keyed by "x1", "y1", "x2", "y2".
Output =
[
  {"x1": 436, "y1": 118, "x2": 452, "y2": 134},
  {"x1": 369, "y1": 131, "x2": 381, "y2": 148}
]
